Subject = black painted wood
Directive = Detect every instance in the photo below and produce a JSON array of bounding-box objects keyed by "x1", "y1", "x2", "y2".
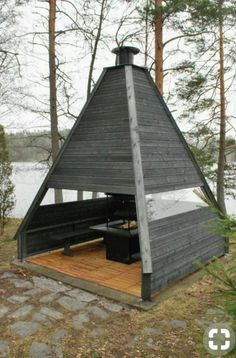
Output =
[
  {"x1": 16, "y1": 61, "x2": 222, "y2": 301},
  {"x1": 23, "y1": 197, "x2": 137, "y2": 258},
  {"x1": 28, "y1": 198, "x2": 111, "y2": 230},
  {"x1": 132, "y1": 66, "x2": 204, "y2": 194},
  {"x1": 48, "y1": 67, "x2": 135, "y2": 194},
  {"x1": 141, "y1": 273, "x2": 151, "y2": 301},
  {"x1": 24, "y1": 198, "x2": 113, "y2": 257},
  {"x1": 148, "y1": 207, "x2": 226, "y2": 294}
]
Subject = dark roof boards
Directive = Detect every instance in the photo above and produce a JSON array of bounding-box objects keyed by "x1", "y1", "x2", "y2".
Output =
[{"x1": 46, "y1": 65, "x2": 205, "y2": 195}]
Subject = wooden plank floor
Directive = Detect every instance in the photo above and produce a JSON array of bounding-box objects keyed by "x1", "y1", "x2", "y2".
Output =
[{"x1": 27, "y1": 241, "x2": 141, "y2": 297}]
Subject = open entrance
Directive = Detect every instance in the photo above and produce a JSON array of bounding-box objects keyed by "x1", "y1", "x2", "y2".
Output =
[{"x1": 22, "y1": 193, "x2": 142, "y2": 298}]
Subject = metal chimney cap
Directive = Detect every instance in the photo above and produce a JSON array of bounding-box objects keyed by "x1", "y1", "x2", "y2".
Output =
[{"x1": 112, "y1": 46, "x2": 140, "y2": 65}]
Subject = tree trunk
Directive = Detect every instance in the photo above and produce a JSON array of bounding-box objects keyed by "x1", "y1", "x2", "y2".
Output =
[
  {"x1": 85, "y1": 0, "x2": 106, "y2": 201},
  {"x1": 49, "y1": 0, "x2": 63, "y2": 204},
  {"x1": 86, "y1": 0, "x2": 106, "y2": 99},
  {"x1": 144, "y1": 0, "x2": 149, "y2": 67},
  {"x1": 154, "y1": 0, "x2": 163, "y2": 95},
  {"x1": 216, "y1": 2, "x2": 226, "y2": 213}
]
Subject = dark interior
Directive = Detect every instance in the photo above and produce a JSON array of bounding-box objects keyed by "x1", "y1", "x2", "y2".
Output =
[{"x1": 21, "y1": 194, "x2": 140, "y2": 263}]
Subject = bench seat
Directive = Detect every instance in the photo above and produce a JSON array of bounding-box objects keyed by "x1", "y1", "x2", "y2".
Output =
[{"x1": 51, "y1": 231, "x2": 82, "y2": 256}]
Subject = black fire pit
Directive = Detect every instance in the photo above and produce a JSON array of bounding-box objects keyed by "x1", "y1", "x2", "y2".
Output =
[{"x1": 90, "y1": 220, "x2": 140, "y2": 264}]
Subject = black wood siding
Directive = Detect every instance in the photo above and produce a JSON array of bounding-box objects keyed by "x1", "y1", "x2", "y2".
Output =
[
  {"x1": 23, "y1": 198, "x2": 114, "y2": 257},
  {"x1": 48, "y1": 67, "x2": 135, "y2": 194},
  {"x1": 148, "y1": 207, "x2": 226, "y2": 294},
  {"x1": 133, "y1": 67, "x2": 204, "y2": 194}
]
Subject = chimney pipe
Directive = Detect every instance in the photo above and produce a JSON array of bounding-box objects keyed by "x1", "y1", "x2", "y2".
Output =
[{"x1": 112, "y1": 46, "x2": 140, "y2": 65}]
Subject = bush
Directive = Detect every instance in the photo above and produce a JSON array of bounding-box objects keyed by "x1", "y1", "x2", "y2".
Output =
[
  {"x1": 198, "y1": 210, "x2": 236, "y2": 313},
  {"x1": 0, "y1": 125, "x2": 15, "y2": 235}
]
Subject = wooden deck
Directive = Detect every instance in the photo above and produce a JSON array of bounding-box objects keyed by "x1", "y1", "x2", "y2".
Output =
[{"x1": 27, "y1": 241, "x2": 141, "y2": 297}]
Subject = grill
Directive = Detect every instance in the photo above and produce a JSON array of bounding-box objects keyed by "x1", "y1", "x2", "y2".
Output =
[{"x1": 90, "y1": 194, "x2": 140, "y2": 264}]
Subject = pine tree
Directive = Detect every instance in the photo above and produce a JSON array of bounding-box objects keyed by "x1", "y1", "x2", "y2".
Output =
[
  {"x1": 0, "y1": 125, "x2": 15, "y2": 235},
  {"x1": 172, "y1": 0, "x2": 236, "y2": 212}
]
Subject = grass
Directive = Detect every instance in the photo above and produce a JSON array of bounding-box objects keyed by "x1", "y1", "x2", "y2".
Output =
[
  {"x1": 0, "y1": 218, "x2": 20, "y2": 270},
  {"x1": 0, "y1": 219, "x2": 235, "y2": 357}
]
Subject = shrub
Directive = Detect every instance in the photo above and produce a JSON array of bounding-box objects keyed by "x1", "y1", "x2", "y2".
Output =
[{"x1": 0, "y1": 125, "x2": 15, "y2": 235}]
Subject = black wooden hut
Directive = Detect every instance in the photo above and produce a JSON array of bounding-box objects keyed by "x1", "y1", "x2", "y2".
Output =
[{"x1": 15, "y1": 47, "x2": 226, "y2": 301}]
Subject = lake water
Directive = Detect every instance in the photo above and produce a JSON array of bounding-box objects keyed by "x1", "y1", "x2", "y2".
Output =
[
  {"x1": 11, "y1": 162, "x2": 98, "y2": 218},
  {"x1": 11, "y1": 162, "x2": 236, "y2": 218}
]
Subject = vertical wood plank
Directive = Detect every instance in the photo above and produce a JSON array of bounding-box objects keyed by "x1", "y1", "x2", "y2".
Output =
[
  {"x1": 125, "y1": 65, "x2": 152, "y2": 275},
  {"x1": 142, "y1": 273, "x2": 151, "y2": 301},
  {"x1": 18, "y1": 232, "x2": 27, "y2": 261}
]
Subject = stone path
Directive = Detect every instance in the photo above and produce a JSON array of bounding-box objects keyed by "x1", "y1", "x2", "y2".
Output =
[
  {"x1": 0, "y1": 270, "x2": 125, "y2": 357},
  {"x1": 0, "y1": 270, "x2": 232, "y2": 357}
]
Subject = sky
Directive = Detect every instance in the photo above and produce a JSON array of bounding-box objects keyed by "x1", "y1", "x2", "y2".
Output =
[
  {"x1": 1, "y1": 0, "x2": 235, "y2": 137},
  {"x1": 1, "y1": 0, "x2": 182, "y2": 133}
]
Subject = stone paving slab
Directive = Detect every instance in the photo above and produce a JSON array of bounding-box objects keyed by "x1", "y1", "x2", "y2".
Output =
[
  {"x1": 33, "y1": 276, "x2": 69, "y2": 293},
  {"x1": 54, "y1": 346, "x2": 64, "y2": 358},
  {"x1": 65, "y1": 288, "x2": 82, "y2": 297},
  {"x1": 72, "y1": 312, "x2": 90, "y2": 329},
  {"x1": 1, "y1": 272, "x2": 18, "y2": 279},
  {"x1": 9, "y1": 321, "x2": 42, "y2": 337},
  {"x1": 101, "y1": 300, "x2": 123, "y2": 312},
  {"x1": 142, "y1": 327, "x2": 162, "y2": 334},
  {"x1": 87, "y1": 306, "x2": 110, "y2": 320},
  {"x1": 9, "y1": 304, "x2": 34, "y2": 319},
  {"x1": 206, "y1": 308, "x2": 225, "y2": 316},
  {"x1": 66, "y1": 289, "x2": 98, "y2": 303},
  {"x1": 32, "y1": 312, "x2": 51, "y2": 325},
  {"x1": 0, "y1": 340, "x2": 9, "y2": 357},
  {"x1": 1, "y1": 270, "x2": 130, "y2": 356},
  {"x1": 0, "y1": 306, "x2": 9, "y2": 318},
  {"x1": 39, "y1": 307, "x2": 64, "y2": 320},
  {"x1": 50, "y1": 329, "x2": 69, "y2": 343},
  {"x1": 29, "y1": 342, "x2": 52, "y2": 358},
  {"x1": 39, "y1": 293, "x2": 59, "y2": 303},
  {"x1": 25, "y1": 288, "x2": 43, "y2": 296},
  {"x1": 7, "y1": 295, "x2": 29, "y2": 304},
  {"x1": 57, "y1": 296, "x2": 87, "y2": 311},
  {"x1": 11, "y1": 279, "x2": 33, "y2": 289}
]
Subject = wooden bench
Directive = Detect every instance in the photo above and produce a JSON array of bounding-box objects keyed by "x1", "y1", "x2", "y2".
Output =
[
  {"x1": 23, "y1": 197, "x2": 118, "y2": 258},
  {"x1": 51, "y1": 231, "x2": 82, "y2": 256},
  {"x1": 49, "y1": 215, "x2": 108, "y2": 256}
]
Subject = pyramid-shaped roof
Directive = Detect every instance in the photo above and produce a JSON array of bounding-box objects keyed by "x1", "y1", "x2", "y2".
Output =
[
  {"x1": 15, "y1": 47, "x2": 224, "y2": 300},
  {"x1": 46, "y1": 57, "x2": 208, "y2": 196}
]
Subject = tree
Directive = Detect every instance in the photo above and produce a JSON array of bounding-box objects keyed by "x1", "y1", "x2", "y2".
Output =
[
  {"x1": 0, "y1": 0, "x2": 24, "y2": 122},
  {"x1": 21, "y1": 0, "x2": 120, "y2": 202},
  {"x1": 154, "y1": 0, "x2": 163, "y2": 94},
  {"x1": 85, "y1": 0, "x2": 110, "y2": 100},
  {"x1": 144, "y1": 0, "x2": 210, "y2": 94},
  {"x1": 140, "y1": 0, "x2": 235, "y2": 212},
  {"x1": 49, "y1": 0, "x2": 63, "y2": 203},
  {"x1": 217, "y1": 0, "x2": 227, "y2": 213},
  {"x1": 0, "y1": 125, "x2": 15, "y2": 235},
  {"x1": 174, "y1": 0, "x2": 236, "y2": 213},
  {"x1": 75, "y1": 0, "x2": 114, "y2": 200}
]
